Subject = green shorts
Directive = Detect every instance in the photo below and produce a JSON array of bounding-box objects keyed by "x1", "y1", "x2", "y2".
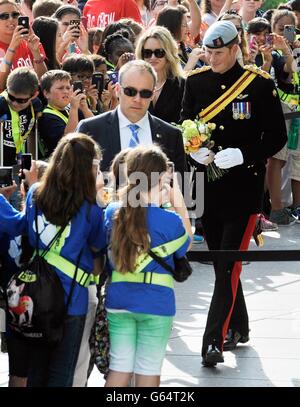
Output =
[{"x1": 107, "y1": 311, "x2": 173, "y2": 376}]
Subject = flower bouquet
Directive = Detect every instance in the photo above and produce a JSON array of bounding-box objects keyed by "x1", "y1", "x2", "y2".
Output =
[{"x1": 176, "y1": 119, "x2": 227, "y2": 182}]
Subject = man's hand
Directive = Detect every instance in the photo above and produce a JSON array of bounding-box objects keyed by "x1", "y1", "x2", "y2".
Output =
[
  {"x1": 190, "y1": 147, "x2": 215, "y2": 165},
  {"x1": 214, "y1": 148, "x2": 244, "y2": 169}
]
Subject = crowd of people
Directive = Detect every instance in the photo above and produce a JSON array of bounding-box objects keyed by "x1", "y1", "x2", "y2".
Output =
[{"x1": 0, "y1": 0, "x2": 299, "y2": 387}]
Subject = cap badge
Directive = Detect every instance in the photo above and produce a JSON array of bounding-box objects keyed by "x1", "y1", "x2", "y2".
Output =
[{"x1": 213, "y1": 37, "x2": 224, "y2": 47}]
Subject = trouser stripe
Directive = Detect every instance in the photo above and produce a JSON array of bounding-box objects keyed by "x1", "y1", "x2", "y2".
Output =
[{"x1": 221, "y1": 214, "x2": 258, "y2": 348}]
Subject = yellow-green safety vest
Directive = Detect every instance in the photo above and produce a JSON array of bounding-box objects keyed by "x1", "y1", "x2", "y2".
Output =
[
  {"x1": 275, "y1": 48, "x2": 300, "y2": 110},
  {"x1": 111, "y1": 232, "x2": 189, "y2": 289},
  {"x1": 42, "y1": 105, "x2": 69, "y2": 124},
  {"x1": 1, "y1": 91, "x2": 35, "y2": 154}
]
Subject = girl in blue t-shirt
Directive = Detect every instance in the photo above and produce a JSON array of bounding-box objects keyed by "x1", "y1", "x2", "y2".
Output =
[
  {"x1": 24, "y1": 133, "x2": 106, "y2": 387},
  {"x1": 104, "y1": 145, "x2": 192, "y2": 388}
]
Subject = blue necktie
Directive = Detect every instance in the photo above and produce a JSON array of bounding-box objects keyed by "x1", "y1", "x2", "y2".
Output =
[{"x1": 128, "y1": 124, "x2": 140, "y2": 148}]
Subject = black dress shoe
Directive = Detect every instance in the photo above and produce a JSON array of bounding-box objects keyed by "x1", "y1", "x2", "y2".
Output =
[
  {"x1": 202, "y1": 344, "x2": 224, "y2": 367},
  {"x1": 223, "y1": 329, "x2": 250, "y2": 351}
]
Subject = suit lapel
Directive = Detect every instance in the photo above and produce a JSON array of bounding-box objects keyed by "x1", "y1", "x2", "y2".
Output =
[
  {"x1": 107, "y1": 109, "x2": 121, "y2": 157},
  {"x1": 149, "y1": 113, "x2": 163, "y2": 144}
]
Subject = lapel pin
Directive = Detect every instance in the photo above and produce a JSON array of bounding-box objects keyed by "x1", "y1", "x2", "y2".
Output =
[{"x1": 156, "y1": 133, "x2": 162, "y2": 139}]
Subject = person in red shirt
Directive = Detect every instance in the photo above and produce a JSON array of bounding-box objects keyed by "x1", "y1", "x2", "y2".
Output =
[
  {"x1": 83, "y1": 0, "x2": 142, "y2": 29},
  {"x1": 0, "y1": 0, "x2": 47, "y2": 91}
]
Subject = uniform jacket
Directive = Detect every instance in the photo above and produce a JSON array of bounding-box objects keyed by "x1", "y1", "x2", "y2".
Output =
[
  {"x1": 77, "y1": 108, "x2": 186, "y2": 174},
  {"x1": 181, "y1": 62, "x2": 287, "y2": 219}
]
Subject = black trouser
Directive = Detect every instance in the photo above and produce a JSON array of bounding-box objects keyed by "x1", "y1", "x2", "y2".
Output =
[{"x1": 201, "y1": 213, "x2": 257, "y2": 356}]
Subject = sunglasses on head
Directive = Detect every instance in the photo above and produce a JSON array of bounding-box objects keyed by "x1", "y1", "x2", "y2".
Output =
[
  {"x1": 142, "y1": 48, "x2": 166, "y2": 59},
  {"x1": 0, "y1": 12, "x2": 20, "y2": 20},
  {"x1": 122, "y1": 86, "x2": 153, "y2": 99},
  {"x1": 7, "y1": 93, "x2": 32, "y2": 104}
]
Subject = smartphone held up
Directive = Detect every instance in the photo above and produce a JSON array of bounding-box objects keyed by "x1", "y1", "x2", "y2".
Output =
[
  {"x1": 18, "y1": 15, "x2": 29, "y2": 34},
  {"x1": 283, "y1": 25, "x2": 295, "y2": 44},
  {"x1": 92, "y1": 72, "x2": 104, "y2": 95},
  {"x1": 73, "y1": 81, "x2": 83, "y2": 93}
]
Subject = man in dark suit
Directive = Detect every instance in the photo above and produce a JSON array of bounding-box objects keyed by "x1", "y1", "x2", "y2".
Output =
[{"x1": 77, "y1": 60, "x2": 185, "y2": 174}]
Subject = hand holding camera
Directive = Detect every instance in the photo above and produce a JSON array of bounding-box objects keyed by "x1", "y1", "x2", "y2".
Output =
[
  {"x1": 62, "y1": 20, "x2": 81, "y2": 44},
  {"x1": 69, "y1": 19, "x2": 81, "y2": 39},
  {"x1": 272, "y1": 32, "x2": 293, "y2": 56},
  {"x1": 10, "y1": 24, "x2": 30, "y2": 49},
  {"x1": 71, "y1": 82, "x2": 87, "y2": 108},
  {"x1": 18, "y1": 153, "x2": 32, "y2": 180},
  {"x1": 19, "y1": 159, "x2": 38, "y2": 188}
]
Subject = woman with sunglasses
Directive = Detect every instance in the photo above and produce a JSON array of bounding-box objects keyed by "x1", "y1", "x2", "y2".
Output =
[
  {"x1": 0, "y1": 0, "x2": 47, "y2": 92},
  {"x1": 135, "y1": 25, "x2": 184, "y2": 124}
]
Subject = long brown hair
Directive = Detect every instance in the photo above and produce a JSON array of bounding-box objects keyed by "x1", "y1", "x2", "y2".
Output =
[
  {"x1": 35, "y1": 133, "x2": 101, "y2": 226},
  {"x1": 111, "y1": 145, "x2": 168, "y2": 274}
]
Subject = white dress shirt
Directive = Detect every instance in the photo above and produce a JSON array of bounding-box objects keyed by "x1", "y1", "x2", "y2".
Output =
[{"x1": 117, "y1": 106, "x2": 153, "y2": 150}]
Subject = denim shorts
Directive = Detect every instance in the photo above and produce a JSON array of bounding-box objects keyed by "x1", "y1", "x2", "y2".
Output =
[{"x1": 107, "y1": 311, "x2": 173, "y2": 376}]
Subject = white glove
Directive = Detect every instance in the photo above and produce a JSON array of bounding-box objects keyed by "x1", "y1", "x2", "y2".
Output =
[
  {"x1": 214, "y1": 148, "x2": 244, "y2": 169},
  {"x1": 190, "y1": 147, "x2": 215, "y2": 166}
]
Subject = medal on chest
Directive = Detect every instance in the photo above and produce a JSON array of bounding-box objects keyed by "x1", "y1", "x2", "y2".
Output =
[{"x1": 232, "y1": 101, "x2": 251, "y2": 120}]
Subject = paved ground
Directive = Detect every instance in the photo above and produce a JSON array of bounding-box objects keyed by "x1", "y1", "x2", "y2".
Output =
[{"x1": 1, "y1": 225, "x2": 300, "y2": 387}]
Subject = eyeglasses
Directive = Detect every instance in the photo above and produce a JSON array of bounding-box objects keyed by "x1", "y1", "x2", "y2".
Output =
[
  {"x1": 0, "y1": 12, "x2": 20, "y2": 20},
  {"x1": 7, "y1": 92, "x2": 32, "y2": 104},
  {"x1": 122, "y1": 86, "x2": 153, "y2": 99},
  {"x1": 141, "y1": 48, "x2": 166, "y2": 59}
]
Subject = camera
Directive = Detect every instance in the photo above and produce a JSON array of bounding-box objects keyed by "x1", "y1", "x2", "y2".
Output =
[
  {"x1": 70, "y1": 19, "x2": 80, "y2": 38},
  {"x1": 18, "y1": 153, "x2": 32, "y2": 180},
  {"x1": 92, "y1": 72, "x2": 104, "y2": 95},
  {"x1": 0, "y1": 167, "x2": 13, "y2": 188},
  {"x1": 265, "y1": 34, "x2": 273, "y2": 47},
  {"x1": 107, "y1": 71, "x2": 119, "y2": 85},
  {"x1": 18, "y1": 16, "x2": 29, "y2": 33},
  {"x1": 73, "y1": 81, "x2": 83, "y2": 93},
  {"x1": 70, "y1": 19, "x2": 80, "y2": 27},
  {"x1": 283, "y1": 25, "x2": 295, "y2": 44}
]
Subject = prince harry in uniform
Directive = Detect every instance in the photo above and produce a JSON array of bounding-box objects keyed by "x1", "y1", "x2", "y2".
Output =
[{"x1": 181, "y1": 21, "x2": 287, "y2": 367}]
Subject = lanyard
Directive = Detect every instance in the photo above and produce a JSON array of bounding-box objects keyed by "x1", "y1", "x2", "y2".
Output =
[
  {"x1": 1, "y1": 91, "x2": 35, "y2": 154},
  {"x1": 43, "y1": 105, "x2": 69, "y2": 124}
]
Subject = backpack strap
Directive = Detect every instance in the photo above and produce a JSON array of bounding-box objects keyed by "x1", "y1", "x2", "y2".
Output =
[
  {"x1": 148, "y1": 250, "x2": 174, "y2": 274},
  {"x1": 65, "y1": 248, "x2": 83, "y2": 313}
]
